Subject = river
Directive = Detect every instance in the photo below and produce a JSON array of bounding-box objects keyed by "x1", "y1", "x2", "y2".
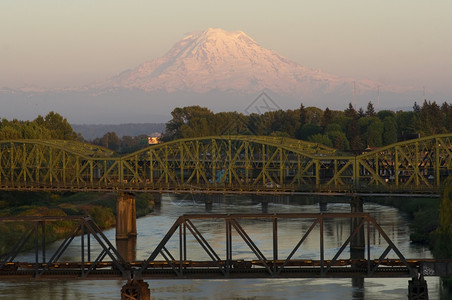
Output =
[{"x1": 0, "y1": 195, "x2": 447, "y2": 299}]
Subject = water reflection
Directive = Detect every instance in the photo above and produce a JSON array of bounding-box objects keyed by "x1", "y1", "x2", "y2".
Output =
[{"x1": 116, "y1": 237, "x2": 137, "y2": 262}]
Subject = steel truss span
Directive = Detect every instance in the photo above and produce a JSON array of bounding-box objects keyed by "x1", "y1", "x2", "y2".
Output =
[
  {"x1": 1, "y1": 214, "x2": 451, "y2": 281},
  {"x1": 0, "y1": 134, "x2": 450, "y2": 194}
]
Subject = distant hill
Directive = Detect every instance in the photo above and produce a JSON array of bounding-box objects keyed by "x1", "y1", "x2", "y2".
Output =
[{"x1": 72, "y1": 123, "x2": 165, "y2": 140}]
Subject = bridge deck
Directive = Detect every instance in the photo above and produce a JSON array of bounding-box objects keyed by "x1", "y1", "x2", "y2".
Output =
[{"x1": 1, "y1": 259, "x2": 450, "y2": 280}]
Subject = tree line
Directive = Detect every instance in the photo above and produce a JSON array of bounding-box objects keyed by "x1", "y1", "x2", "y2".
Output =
[
  {"x1": 90, "y1": 132, "x2": 150, "y2": 154},
  {"x1": 1, "y1": 100, "x2": 451, "y2": 154},
  {"x1": 161, "y1": 100, "x2": 452, "y2": 151},
  {"x1": 0, "y1": 112, "x2": 150, "y2": 154},
  {"x1": 0, "y1": 112, "x2": 79, "y2": 140}
]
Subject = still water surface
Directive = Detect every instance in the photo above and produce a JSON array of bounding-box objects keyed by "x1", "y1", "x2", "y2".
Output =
[{"x1": 0, "y1": 195, "x2": 446, "y2": 299}]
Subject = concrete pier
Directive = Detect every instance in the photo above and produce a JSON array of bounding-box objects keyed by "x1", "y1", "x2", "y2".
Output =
[
  {"x1": 350, "y1": 195, "x2": 365, "y2": 293},
  {"x1": 152, "y1": 193, "x2": 162, "y2": 207},
  {"x1": 116, "y1": 237, "x2": 137, "y2": 262},
  {"x1": 116, "y1": 193, "x2": 137, "y2": 240},
  {"x1": 350, "y1": 195, "x2": 365, "y2": 256}
]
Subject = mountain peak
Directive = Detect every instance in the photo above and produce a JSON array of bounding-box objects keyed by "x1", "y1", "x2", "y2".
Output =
[
  {"x1": 185, "y1": 28, "x2": 248, "y2": 40},
  {"x1": 94, "y1": 28, "x2": 387, "y2": 97}
]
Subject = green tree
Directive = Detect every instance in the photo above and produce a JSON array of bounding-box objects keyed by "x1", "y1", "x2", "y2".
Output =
[
  {"x1": 270, "y1": 131, "x2": 290, "y2": 138},
  {"x1": 213, "y1": 112, "x2": 248, "y2": 135},
  {"x1": 163, "y1": 106, "x2": 214, "y2": 140},
  {"x1": 0, "y1": 125, "x2": 21, "y2": 139},
  {"x1": 344, "y1": 103, "x2": 363, "y2": 151},
  {"x1": 383, "y1": 116, "x2": 397, "y2": 145},
  {"x1": 261, "y1": 109, "x2": 299, "y2": 137},
  {"x1": 118, "y1": 135, "x2": 149, "y2": 153},
  {"x1": 34, "y1": 112, "x2": 77, "y2": 140},
  {"x1": 396, "y1": 111, "x2": 416, "y2": 136},
  {"x1": 296, "y1": 123, "x2": 322, "y2": 140},
  {"x1": 347, "y1": 119, "x2": 363, "y2": 151},
  {"x1": 418, "y1": 100, "x2": 445, "y2": 135},
  {"x1": 22, "y1": 122, "x2": 51, "y2": 139},
  {"x1": 305, "y1": 107, "x2": 323, "y2": 125},
  {"x1": 308, "y1": 133, "x2": 332, "y2": 147},
  {"x1": 344, "y1": 103, "x2": 358, "y2": 119},
  {"x1": 443, "y1": 102, "x2": 452, "y2": 132},
  {"x1": 321, "y1": 107, "x2": 333, "y2": 129},
  {"x1": 0, "y1": 118, "x2": 53, "y2": 140},
  {"x1": 299, "y1": 103, "x2": 307, "y2": 126},
  {"x1": 366, "y1": 118, "x2": 383, "y2": 147},
  {"x1": 377, "y1": 110, "x2": 395, "y2": 121},
  {"x1": 366, "y1": 102, "x2": 377, "y2": 117},
  {"x1": 327, "y1": 131, "x2": 350, "y2": 150},
  {"x1": 358, "y1": 107, "x2": 365, "y2": 118},
  {"x1": 439, "y1": 176, "x2": 452, "y2": 235},
  {"x1": 246, "y1": 113, "x2": 265, "y2": 135},
  {"x1": 328, "y1": 114, "x2": 349, "y2": 132},
  {"x1": 99, "y1": 132, "x2": 121, "y2": 151}
]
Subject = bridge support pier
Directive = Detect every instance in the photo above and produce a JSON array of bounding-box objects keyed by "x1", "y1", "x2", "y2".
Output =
[
  {"x1": 121, "y1": 280, "x2": 150, "y2": 300},
  {"x1": 261, "y1": 198, "x2": 269, "y2": 213},
  {"x1": 319, "y1": 199, "x2": 328, "y2": 212},
  {"x1": 116, "y1": 193, "x2": 137, "y2": 240},
  {"x1": 205, "y1": 197, "x2": 213, "y2": 212},
  {"x1": 152, "y1": 193, "x2": 162, "y2": 207},
  {"x1": 250, "y1": 195, "x2": 271, "y2": 213},
  {"x1": 408, "y1": 274, "x2": 429, "y2": 300},
  {"x1": 116, "y1": 237, "x2": 137, "y2": 262},
  {"x1": 350, "y1": 195, "x2": 365, "y2": 257}
]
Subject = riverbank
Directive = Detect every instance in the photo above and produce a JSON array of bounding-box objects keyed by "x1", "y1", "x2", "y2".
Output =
[
  {"x1": 0, "y1": 191, "x2": 155, "y2": 256},
  {"x1": 369, "y1": 193, "x2": 452, "y2": 293},
  {"x1": 368, "y1": 196, "x2": 441, "y2": 244}
]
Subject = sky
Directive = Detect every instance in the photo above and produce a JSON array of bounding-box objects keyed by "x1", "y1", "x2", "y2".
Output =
[{"x1": 1, "y1": 0, "x2": 452, "y2": 99}]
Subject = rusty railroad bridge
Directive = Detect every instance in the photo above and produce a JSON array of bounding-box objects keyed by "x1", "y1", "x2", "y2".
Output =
[{"x1": 1, "y1": 213, "x2": 451, "y2": 299}]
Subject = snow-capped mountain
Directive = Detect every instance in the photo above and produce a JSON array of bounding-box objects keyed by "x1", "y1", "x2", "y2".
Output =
[
  {"x1": 1, "y1": 28, "x2": 417, "y2": 124},
  {"x1": 93, "y1": 28, "x2": 385, "y2": 97}
]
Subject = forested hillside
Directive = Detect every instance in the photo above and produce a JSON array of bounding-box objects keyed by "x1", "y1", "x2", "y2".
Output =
[{"x1": 161, "y1": 100, "x2": 452, "y2": 151}]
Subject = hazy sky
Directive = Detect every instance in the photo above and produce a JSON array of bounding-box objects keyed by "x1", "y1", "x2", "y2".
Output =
[{"x1": 2, "y1": 0, "x2": 452, "y2": 98}]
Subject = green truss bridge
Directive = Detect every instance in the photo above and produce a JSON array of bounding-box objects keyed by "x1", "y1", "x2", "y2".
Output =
[{"x1": 0, "y1": 134, "x2": 451, "y2": 195}]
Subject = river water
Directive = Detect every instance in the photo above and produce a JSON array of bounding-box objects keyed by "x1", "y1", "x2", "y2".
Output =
[{"x1": 0, "y1": 195, "x2": 448, "y2": 299}]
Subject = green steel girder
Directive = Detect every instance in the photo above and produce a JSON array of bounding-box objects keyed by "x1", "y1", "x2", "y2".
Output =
[{"x1": 0, "y1": 134, "x2": 450, "y2": 194}]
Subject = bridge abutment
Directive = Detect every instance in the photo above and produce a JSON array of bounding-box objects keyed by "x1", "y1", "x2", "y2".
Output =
[{"x1": 116, "y1": 192, "x2": 137, "y2": 240}]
